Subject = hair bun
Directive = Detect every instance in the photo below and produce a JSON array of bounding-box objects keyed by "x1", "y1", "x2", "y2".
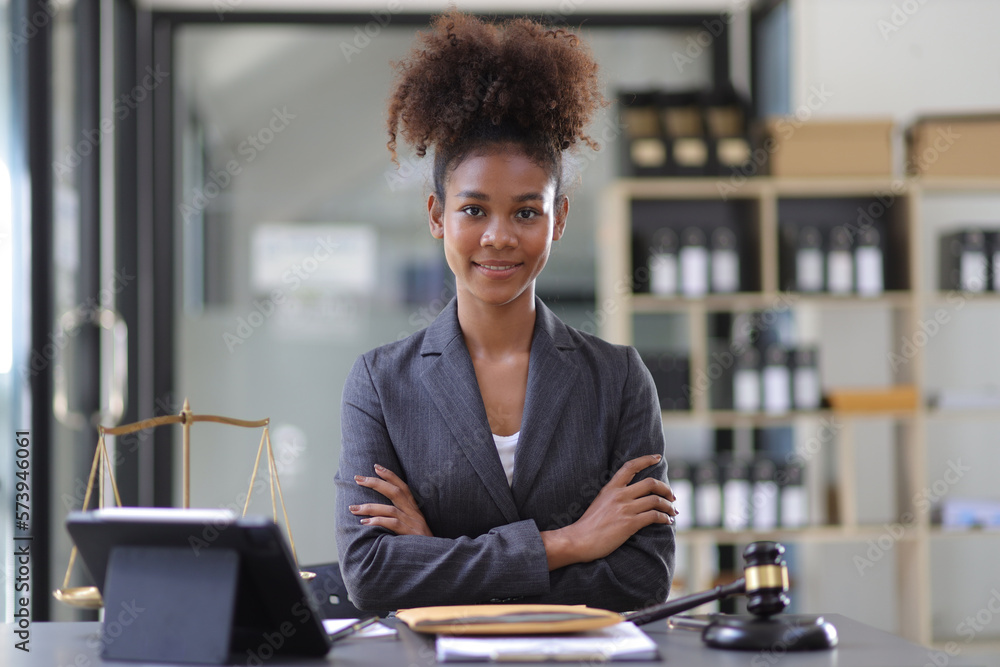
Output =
[{"x1": 387, "y1": 11, "x2": 605, "y2": 164}]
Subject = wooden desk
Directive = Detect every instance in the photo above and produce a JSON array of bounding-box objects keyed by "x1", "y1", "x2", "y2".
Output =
[{"x1": 2, "y1": 614, "x2": 978, "y2": 666}]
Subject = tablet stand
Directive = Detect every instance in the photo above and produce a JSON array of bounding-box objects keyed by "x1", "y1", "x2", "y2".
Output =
[{"x1": 101, "y1": 546, "x2": 240, "y2": 664}]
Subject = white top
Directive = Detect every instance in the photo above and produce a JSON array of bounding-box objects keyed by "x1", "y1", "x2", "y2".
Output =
[{"x1": 492, "y1": 431, "x2": 520, "y2": 487}]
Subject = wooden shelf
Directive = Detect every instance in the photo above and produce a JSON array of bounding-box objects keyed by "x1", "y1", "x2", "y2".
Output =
[
  {"x1": 661, "y1": 408, "x2": 918, "y2": 426},
  {"x1": 926, "y1": 291, "x2": 1000, "y2": 307},
  {"x1": 929, "y1": 528, "x2": 1000, "y2": 539},
  {"x1": 677, "y1": 525, "x2": 924, "y2": 544},
  {"x1": 925, "y1": 407, "x2": 1000, "y2": 420},
  {"x1": 631, "y1": 291, "x2": 914, "y2": 313},
  {"x1": 614, "y1": 175, "x2": 1000, "y2": 197},
  {"x1": 915, "y1": 176, "x2": 1000, "y2": 192},
  {"x1": 599, "y1": 174, "x2": 1000, "y2": 647}
]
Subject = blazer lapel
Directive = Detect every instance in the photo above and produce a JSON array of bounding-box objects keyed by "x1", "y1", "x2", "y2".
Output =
[
  {"x1": 420, "y1": 300, "x2": 521, "y2": 524},
  {"x1": 512, "y1": 300, "x2": 580, "y2": 507}
]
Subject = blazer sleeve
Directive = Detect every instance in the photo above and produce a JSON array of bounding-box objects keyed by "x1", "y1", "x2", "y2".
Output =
[
  {"x1": 539, "y1": 346, "x2": 675, "y2": 612},
  {"x1": 334, "y1": 354, "x2": 552, "y2": 611}
]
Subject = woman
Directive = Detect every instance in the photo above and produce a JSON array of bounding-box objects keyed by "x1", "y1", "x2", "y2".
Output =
[{"x1": 335, "y1": 11, "x2": 676, "y2": 613}]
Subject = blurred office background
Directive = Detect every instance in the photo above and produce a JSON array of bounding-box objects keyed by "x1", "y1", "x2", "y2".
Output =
[{"x1": 3, "y1": 1, "x2": 1000, "y2": 659}]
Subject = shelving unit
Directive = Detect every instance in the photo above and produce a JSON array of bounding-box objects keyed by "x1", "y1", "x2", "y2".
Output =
[{"x1": 598, "y1": 176, "x2": 1000, "y2": 646}]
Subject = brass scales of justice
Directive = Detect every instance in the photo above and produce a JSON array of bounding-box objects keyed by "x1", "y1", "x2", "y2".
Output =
[{"x1": 53, "y1": 399, "x2": 315, "y2": 609}]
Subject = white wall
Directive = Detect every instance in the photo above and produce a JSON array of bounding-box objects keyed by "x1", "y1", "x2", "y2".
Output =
[{"x1": 792, "y1": 0, "x2": 1000, "y2": 126}]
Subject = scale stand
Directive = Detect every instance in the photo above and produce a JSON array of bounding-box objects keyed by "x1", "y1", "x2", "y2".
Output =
[{"x1": 54, "y1": 399, "x2": 314, "y2": 611}]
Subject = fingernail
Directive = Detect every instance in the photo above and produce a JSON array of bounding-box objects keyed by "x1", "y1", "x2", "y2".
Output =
[
  {"x1": 654, "y1": 454, "x2": 662, "y2": 462},
  {"x1": 360, "y1": 518, "x2": 371, "y2": 525},
  {"x1": 374, "y1": 464, "x2": 386, "y2": 472},
  {"x1": 354, "y1": 475, "x2": 365, "y2": 483},
  {"x1": 349, "y1": 505, "x2": 359, "y2": 512}
]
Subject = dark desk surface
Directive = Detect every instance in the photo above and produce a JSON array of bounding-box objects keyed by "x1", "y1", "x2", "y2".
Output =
[{"x1": 5, "y1": 614, "x2": 986, "y2": 666}]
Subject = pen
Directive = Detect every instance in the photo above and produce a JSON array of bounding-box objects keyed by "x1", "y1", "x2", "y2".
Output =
[
  {"x1": 328, "y1": 616, "x2": 380, "y2": 642},
  {"x1": 667, "y1": 616, "x2": 710, "y2": 632}
]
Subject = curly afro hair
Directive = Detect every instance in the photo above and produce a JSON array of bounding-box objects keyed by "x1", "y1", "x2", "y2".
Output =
[{"x1": 386, "y1": 10, "x2": 606, "y2": 196}]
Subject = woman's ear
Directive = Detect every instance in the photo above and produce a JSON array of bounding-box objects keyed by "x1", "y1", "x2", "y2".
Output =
[
  {"x1": 552, "y1": 195, "x2": 569, "y2": 241},
  {"x1": 428, "y1": 193, "x2": 445, "y2": 239}
]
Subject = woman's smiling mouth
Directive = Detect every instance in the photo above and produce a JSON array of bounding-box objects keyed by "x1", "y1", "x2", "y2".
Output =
[{"x1": 473, "y1": 261, "x2": 522, "y2": 277}]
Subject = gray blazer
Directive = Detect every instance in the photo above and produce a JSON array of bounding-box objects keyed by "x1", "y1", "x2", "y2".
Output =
[{"x1": 335, "y1": 297, "x2": 674, "y2": 612}]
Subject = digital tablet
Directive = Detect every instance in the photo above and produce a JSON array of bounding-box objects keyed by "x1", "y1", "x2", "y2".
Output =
[{"x1": 66, "y1": 507, "x2": 331, "y2": 661}]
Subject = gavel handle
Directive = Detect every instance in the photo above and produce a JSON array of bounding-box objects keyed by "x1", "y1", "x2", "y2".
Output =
[{"x1": 624, "y1": 578, "x2": 746, "y2": 626}]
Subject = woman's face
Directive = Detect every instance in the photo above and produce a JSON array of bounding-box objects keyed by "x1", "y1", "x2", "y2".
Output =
[{"x1": 428, "y1": 149, "x2": 568, "y2": 311}]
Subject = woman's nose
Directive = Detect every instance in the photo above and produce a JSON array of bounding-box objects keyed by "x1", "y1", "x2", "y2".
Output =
[{"x1": 481, "y1": 216, "x2": 517, "y2": 249}]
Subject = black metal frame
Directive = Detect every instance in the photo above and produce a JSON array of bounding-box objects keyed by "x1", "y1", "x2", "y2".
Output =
[{"x1": 23, "y1": 0, "x2": 54, "y2": 621}]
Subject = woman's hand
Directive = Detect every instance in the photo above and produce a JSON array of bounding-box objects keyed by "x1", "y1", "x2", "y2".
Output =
[
  {"x1": 540, "y1": 454, "x2": 676, "y2": 570},
  {"x1": 350, "y1": 464, "x2": 433, "y2": 537}
]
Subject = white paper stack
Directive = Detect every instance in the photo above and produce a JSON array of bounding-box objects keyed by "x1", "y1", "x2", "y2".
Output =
[{"x1": 435, "y1": 621, "x2": 658, "y2": 662}]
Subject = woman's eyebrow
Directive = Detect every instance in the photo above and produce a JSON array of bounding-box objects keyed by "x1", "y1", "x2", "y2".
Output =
[
  {"x1": 513, "y1": 192, "x2": 544, "y2": 203},
  {"x1": 454, "y1": 191, "x2": 544, "y2": 202},
  {"x1": 456, "y1": 190, "x2": 489, "y2": 200}
]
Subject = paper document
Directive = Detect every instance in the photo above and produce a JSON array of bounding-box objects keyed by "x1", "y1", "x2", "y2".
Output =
[{"x1": 435, "y1": 621, "x2": 658, "y2": 662}]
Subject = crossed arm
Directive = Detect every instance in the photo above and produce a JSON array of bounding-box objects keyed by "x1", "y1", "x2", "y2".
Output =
[{"x1": 350, "y1": 454, "x2": 677, "y2": 571}]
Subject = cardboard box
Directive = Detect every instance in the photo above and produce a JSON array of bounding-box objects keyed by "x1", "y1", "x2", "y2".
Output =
[
  {"x1": 908, "y1": 114, "x2": 1000, "y2": 177},
  {"x1": 760, "y1": 118, "x2": 894, "y2": 177}
]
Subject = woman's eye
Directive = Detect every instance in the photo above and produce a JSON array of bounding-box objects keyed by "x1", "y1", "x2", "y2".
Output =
[
  {"x1": 516, "y1": 209, "x2": 539, "y2": 220},
  {"x1": 462, "y1": 206, "x2": 484, "y2": 217}
]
